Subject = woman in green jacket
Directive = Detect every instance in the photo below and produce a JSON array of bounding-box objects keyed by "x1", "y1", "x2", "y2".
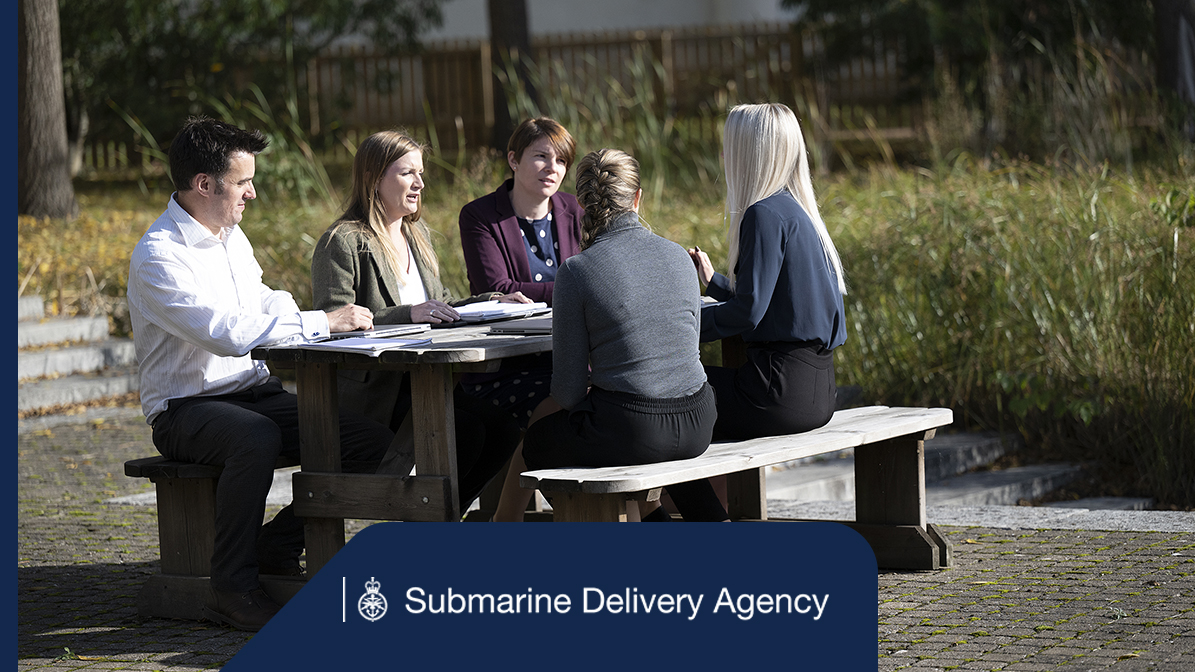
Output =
[{"x1": 311, "y1": 130, "x2": 529, "y2": 512}]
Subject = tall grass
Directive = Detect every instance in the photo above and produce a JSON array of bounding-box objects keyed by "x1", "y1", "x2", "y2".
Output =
[{"x1": 827, "y1": 161, "x2": 1193, "y2": 506}]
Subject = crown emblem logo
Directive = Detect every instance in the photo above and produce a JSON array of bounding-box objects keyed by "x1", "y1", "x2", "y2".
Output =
[{"x1": 357, "y1": 577, "x2": 388, "y2": 622}]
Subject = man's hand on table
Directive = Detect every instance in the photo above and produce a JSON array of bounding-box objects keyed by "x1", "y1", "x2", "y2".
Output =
[{"x1": 326, "y1": 304, "x2": 375, "y2": 332}]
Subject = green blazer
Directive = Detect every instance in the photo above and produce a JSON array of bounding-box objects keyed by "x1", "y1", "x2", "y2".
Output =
[{"x1": 311, "y1": 222, "x2": 498, "y2": 428}]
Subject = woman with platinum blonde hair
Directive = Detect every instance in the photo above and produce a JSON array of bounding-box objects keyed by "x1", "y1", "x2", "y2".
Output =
[
  {"x1": 493, "y1": 148, "x2": 728, "y2": 522},
  {"x1": 689, "y1": 103, "x2": 847, "y2": 440}
]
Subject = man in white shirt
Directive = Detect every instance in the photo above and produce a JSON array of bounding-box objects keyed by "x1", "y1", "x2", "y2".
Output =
[{"x1": 128, "y1": 117, "x2": 392, "y2": 632}]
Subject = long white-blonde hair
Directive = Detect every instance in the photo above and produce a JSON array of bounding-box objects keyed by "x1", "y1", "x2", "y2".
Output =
[{"x1": 722, "y1": 103, "x2": 846, "y2": 295}]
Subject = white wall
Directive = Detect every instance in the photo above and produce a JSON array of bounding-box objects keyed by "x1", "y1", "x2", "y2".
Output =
[{"x1": 420, "y1": 0, "x2": 800, "y2": 42}]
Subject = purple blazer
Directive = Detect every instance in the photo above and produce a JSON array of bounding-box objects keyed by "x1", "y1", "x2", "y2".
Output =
[{"x1": 458, "y1": 179, "x2": 584, "y2": 306}]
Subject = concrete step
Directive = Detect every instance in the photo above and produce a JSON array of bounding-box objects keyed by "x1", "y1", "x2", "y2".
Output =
[
  {"x1": 18, "y1": 296, "x2": 45, "y2": 321},
  {"x1": 1043, "y1": 496, "x2": 1156, "y2": 511},
  {"x1": 924, "y1": 432, "x2": 1018, "y2": 481},
  {"x1": 765, "y1": 500, "x2": 1195, "y2": 531},
  {"x1": 927, "y1": 463, "x2": 1083, "y2": 506},
  {"x1": 766, "y1": 456, "x2": 855, "y2": 501},
  {"x1": 18, "y1": 365, "x2": 140, "y2": 413},
  {"x1": 17, "y1": 339, "x2": 136, "y2": 380},
  {"x1": 766, "y1": 431, "x2": 1021, "y2": 502},
  {"x1": 17, "y1": 316, "x2": 109, "y2": 348}
]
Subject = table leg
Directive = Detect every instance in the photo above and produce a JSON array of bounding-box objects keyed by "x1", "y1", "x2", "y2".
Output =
[
  {"x1": 295, "y1": 362, "x2": 345, "y2": 575},
  {"x1": 410, "y1": 364, "x2": 460, "y2": 521}
]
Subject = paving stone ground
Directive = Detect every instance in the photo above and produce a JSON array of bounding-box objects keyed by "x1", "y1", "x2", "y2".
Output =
[{"x1": 16, "y1": 412, "x2": 1195, "y2": 671}]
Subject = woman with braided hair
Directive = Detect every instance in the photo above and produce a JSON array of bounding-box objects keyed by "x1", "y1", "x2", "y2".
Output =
[
  {"x1": 492, "y1": 148, "x2": 728, "y2": 522},
  {"x1": 689, "y1": 103, "x2": 847, "y2": 441}
]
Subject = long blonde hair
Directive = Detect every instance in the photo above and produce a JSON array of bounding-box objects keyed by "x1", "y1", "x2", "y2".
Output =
[
  {"x1": 722, "y1": 103, "x2": 846, "y2": 295},
  {"x1": 330, "y1": 130, "x2": 438, "y2": 282}
]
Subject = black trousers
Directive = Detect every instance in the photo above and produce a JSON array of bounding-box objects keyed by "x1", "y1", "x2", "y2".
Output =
[
  {"x1": 152, "y1": 377, "x2": 392, "y2": 593},
  {"x1": 705, "y1": 341, "x2": 836, "y2": 441},
  {"x1": 523, "y1": 384, "x2": 728, "y2": 522}
]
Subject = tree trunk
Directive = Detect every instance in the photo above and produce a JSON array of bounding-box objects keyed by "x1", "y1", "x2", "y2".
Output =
[
  {"x1": 19, "y1": 0, "x2": 79, "y2": 219},
  {"x1": 487, "y1": 0, "x2": 538, "y2": 151}
]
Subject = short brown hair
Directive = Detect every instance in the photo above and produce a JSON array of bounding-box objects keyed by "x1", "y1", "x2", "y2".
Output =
[{"x1": 507, "y1": 118, "x2": 576, "y2": 169}]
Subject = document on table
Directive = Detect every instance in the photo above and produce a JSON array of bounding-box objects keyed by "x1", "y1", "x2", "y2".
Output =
[
  {"x1": 322, "y1": 324, "x2": 430, "y2": 340},
  {"x1": 454, "y1": 300, "x2": 549, "y2": 323},
  {"x1": 299, "y1": 336, "x2": 432, "y2": 356},
  {"x1": 488, "y1": 316, "x2": 552, "y2": 335}
]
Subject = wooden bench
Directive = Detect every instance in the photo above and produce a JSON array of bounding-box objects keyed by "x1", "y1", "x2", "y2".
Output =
[
  {"x1": 519, "y1": 405, "x2": 954, "y2": 570},
  {"x1": 124, "y1": 455, "x2": 304, "y2": 620}
]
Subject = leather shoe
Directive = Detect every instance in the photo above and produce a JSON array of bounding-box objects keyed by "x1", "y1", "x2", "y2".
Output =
[
  {"x1": 203, "y1": 587, "x2": 281, "y2": 632},
  {"x1": 259, "y1": 560, "x2": 306, "y2": 578}
]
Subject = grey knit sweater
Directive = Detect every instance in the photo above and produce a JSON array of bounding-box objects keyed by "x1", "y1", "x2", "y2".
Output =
[{"x1": 550, "y1": 212, "x2": 707, "y2": 409}]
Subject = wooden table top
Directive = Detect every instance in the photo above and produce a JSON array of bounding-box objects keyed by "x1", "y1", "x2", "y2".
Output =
[{"x1": 251, "y1": 324, "x2": 552, "y2": 368}]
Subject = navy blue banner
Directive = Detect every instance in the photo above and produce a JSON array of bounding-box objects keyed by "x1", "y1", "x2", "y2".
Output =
[{"x1": 226, "y1": 522, "x2": 877, "y2": 669}]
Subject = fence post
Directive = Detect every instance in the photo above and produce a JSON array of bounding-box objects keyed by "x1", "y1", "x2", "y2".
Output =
[
  {"x1": 480, "y1": 40, "x2": 494, "y2": 135},
  {"x1": 307, "y1": 58, "x2": 321, "y2": 136},
  {"x1": 656, "y1": 31, "x2": 675, "y2": 115}
]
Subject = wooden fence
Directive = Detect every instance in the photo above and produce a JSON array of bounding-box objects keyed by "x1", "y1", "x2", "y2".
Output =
[{"x1": 82, "y1": 23, "x2": 921, "y2": 171}]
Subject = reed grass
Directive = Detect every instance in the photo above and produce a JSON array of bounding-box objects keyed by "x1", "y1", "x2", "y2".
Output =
[{"x1": 826, "y1": 161, "x2": 1193, "y2": 506}]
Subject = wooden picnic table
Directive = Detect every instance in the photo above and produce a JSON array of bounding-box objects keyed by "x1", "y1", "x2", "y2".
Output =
[{"x1": 251, "y1": 325, "x2": 551, "y2": 576}]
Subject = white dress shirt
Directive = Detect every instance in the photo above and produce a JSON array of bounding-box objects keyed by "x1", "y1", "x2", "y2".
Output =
[{"x1": 128, "y1": 195, "x2": 330, "y2": 423}]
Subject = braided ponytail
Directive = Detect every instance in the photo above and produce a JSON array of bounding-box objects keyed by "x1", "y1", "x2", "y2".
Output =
[{"x1": 574, "y1": 149, "x2": 640, "y2": 250}]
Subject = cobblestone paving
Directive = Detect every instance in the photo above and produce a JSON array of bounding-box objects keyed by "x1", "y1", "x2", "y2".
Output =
[
  {"x1": 878, "y1": 527, "x2": 1194, "y2": 670},
  {"x1": 17, "y1": 414, "x2": 1195, "y2": 670}
]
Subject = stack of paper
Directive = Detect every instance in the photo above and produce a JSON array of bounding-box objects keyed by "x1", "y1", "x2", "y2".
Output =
[
  {"x1": 488, "y1": 316, "x2": 552, "y2": 335},
  {"x1": 301, "y1": 336, "x2": 431, "y2": 356},
  {"x1": 324, "y1": 324, "x2": 430, "y2": 340},
  {"x1": 454, "y1": 301, "x2": 549, "y2": 323}
]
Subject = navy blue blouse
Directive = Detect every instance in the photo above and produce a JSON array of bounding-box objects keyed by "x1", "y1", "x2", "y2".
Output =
[
  {"x1": 701, "y1": 190, "x2": 847, "y2": 349},
  {"x1": 518, "y1": 212, "x2": 559, "y2": 283}
]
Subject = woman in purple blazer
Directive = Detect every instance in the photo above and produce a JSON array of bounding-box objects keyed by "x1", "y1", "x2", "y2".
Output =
[{"x1": 458, "y1": 118, "x2": 583, "y2": 425}]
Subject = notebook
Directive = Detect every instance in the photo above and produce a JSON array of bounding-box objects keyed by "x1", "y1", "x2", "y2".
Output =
[
  {"x1": 300, "y1": 336, "x2": 431, "y2": 356},
  {"x1": 454, "y1": 300, "x2": 550, "y2": 323},
  {"x1": 323, "y1": 324, "x2": 431, "y2": 340},
  {"x1": 487, "y1": 316, "x2": 552, "y2": 335}
]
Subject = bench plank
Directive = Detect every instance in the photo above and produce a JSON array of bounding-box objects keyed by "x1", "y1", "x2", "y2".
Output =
[
  {"x1": 124, "y1": 454, "x2": 300, "y2": 478},
  {"x1": 519, "y1": 407, "x2": 952, "y2": 494},
  {"x1": 292, "y1": 472, "x2": 454, "y2": 522}
]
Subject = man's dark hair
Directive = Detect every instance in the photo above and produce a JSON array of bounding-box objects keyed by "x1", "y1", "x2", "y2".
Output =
[{"x1": 168, "y1": 117, "x2": 268, "y2": 192}]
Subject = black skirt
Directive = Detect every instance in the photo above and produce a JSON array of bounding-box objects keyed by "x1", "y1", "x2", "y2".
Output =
[{"x1": 704, "y1": 341, "x2": 836, "y2": 441}]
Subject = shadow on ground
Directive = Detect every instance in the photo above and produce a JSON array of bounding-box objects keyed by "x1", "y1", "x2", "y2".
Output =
[{"x1": 17, "y1": 561, "x2": 252, "y2": 668}]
